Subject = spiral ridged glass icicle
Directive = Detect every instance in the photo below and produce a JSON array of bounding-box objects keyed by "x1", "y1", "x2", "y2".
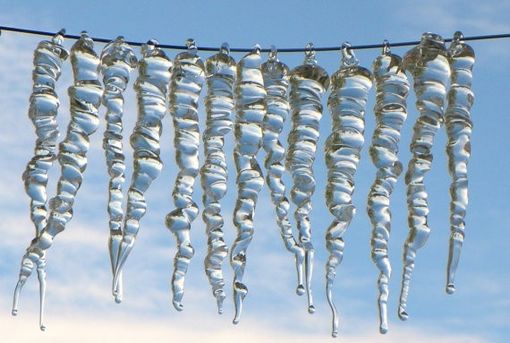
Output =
[
  {"x1": 201, "y1": 43, "x2": 236, "y2": 314},
  {"x1": 230, "y1": 45, "x2": 266, "y2": 324},
  {"x1": 444, "y1": 32, "x2": 475, "y2": 295},
  {"x1": 325, "y1": 44, "x2": 372, "y2": 337},
  {"x1": 100, "y1": 37, "x2": 137, "y2": 303},
  {"x1": 22, "y1": 30, "x2": 69, "y2": 237},
  {"x1": 113, "y1": 41, "x2": 172, "y2": 295},
  {"x1": 286, "y1": 44, "x2": 329, "y2": 314},
  {"x1": 398, "y1": 33, "x2": 451, "y2": 321},
  {"x1": 166, "y1": 39, "x2": 205, "y2": 311},
  {"x1": 12, "y1": 32, "x2": 102, "y2": 331},
  {"x1": 366, "y1": 42, "x2": 409, "y2": 334},
  {"x1": 261, "y1": 47, "x2": 305, "y2": 295}
]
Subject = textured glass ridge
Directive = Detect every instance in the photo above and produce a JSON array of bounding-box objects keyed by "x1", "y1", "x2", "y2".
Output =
[
  {"x1": 166, "y1": 39, "x2": 206, "y2": 311},
  {"x1": 444, "y1": 32, "x2": 475, "y2": 295},
  {"x1": 230, "y1": 45, "x2": 266, "y2": 324},
  {"x1": 201, "y1": 43, "x2": 236, "y2": 314},
  {"x1": 113, "y1": 41, "x2": 172, "y2": 297},
  {"x1": 398, "y1": 33, "x2": 451, "y2": 321},
  {"x1": 286, "y1": 44, "x2": 329, "y2": 314},
  {"x1": 100, "y1": 36, "x2": 137, "y2": 303},
  {"x1": 325, "y1": 45, "x2": 372, "y2": 337},
  {"x1": 261, "y1": 48, "x2": 305, "y2": 296},
  {"x1": 13, "y1": 32, "x2": 102, "y2": 331},
  {"x1": 23, "y1": 31, "x2": 68, "y2": 238},
  {"x1": 366, "y1": 43, "x2": 409, "y2": 334}
]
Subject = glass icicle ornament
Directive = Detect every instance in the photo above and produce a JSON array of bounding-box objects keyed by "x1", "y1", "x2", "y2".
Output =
[
  {"x1": 100, "y1": 36, "x2": 138, "y2": 303},
  {"x1": 113, "y1": 40, "x2": 172, "y2": 296},
  {"x1": 166, "y1": 39, "x2": 205, "y2": 311},
  {"x1": 366, "y1": 41, "x2": 409, "y2": 334},
  {"x1": 325, "y1": 43, "x2": 372, "y2": 337},
  {"x1": 286, "y1": 43, "x2": 329, "y2": 314},
  {"x1": 201, "y1": 43, "x2": 236, "y2": 314},
  {"x1": 22, "y1": 30, "x2": 68, "y2": 238},
  {"x1": 262, "y1": 46, "x2": 305, "y2": 295},
  {"x1": 398, "y1": 33, "x2": 451, "y2": 321},
  {"x1": 444, "y1": 31, "x2": 475, "y2": 295},
  {"x1": 13, "y1": 32, "x2": 102, "y2": 331},
  {"x1": 230, "y1": 45, "x2": 266, "y2": 324}
]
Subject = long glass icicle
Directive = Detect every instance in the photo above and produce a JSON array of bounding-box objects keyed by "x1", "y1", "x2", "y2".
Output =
[
  {"x1": 230, "y1": 45, "x2": 266, "y2": 324},
  {"x1": 398, "y1": 33, "x2": 451, "y2": 320},
  {"x1": 113, "y1": 41, "x2": 172, "y2": 294},
  {"x1": 286, "y1": 43, "x2": 329, "y2": 313},
  {"x1": 366, "y1": 42, "x2": 409, "y2": 334},
  {"x1": 201, "y1": 43, "x2": 236, "y2": 314},
  {"x1": 325, "y1": 44, "x2": 372, "y2": 337},
  {"x1": 444, "y1": 31, "x2": 475, "y2": 294},
  {"x1": 13, "y1": 32, "x2": 102, "y2": 331},
  {"x1": 22, "y1": 30, "x2": 68, "y2": 237},
  {"x1": 166, "y1": 39, "x2": 205, "y2": 311},
  {"x1": 100, "y1": 37, "x2": 137, "y2": 303},
  {"x1": 261, "y1": 47, "x2": 305, "y2": 295}
]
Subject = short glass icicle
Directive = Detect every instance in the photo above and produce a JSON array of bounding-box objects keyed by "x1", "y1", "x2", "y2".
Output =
[
  {"x1": 166, "y1": 39, "x2": 205, "y2": 311},
  {"x1": 201, "y1": 43, "x2": 236, "y2": 314},
  {"x1": 262, "y1": 47, "x2": 305, "y2": 295},
  {"x1": 286, "y1": 43, "x2": 329, "y2": 314},
  {"x1": 13, "y1": 32, "x2": 102, "y2": 331},
  {"x1": 444, "y1": 31, "x2": 475, "y2": 295},
  {"x1": 325, "y1": 43, "x2": 372, "y2": 337},
  {"x1": 100, "y1": 36, "x2": 137, "y2": 303},
  {"x1": 230, "y1": 45, "x2": 266, "y2": 324},
  {"x1": 366, "y1": 41, "x2": 409, "y2": 334},
  {"x1": 22, "y1": 30, "x2": 68, "y2": 237},
  {"x1": 113, "y1": 40, "x2": 172, "y2": 295},
  {"x1": 398, "y1": 33, "x2": 451, "y2": 320}
]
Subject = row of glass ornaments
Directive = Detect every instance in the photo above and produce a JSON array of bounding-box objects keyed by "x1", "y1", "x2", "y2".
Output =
[{"x1": 11, "y1": 30, "x2": 474, "y2": 337}]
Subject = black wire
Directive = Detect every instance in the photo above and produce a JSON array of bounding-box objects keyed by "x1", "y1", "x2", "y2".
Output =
[{"x1": 1, "y1": 25, "x2": 510, "y2": 53}]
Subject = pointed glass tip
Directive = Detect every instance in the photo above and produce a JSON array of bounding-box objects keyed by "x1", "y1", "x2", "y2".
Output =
[
  {"x1": 220, "y1": 42, "x2": 230, "y2": 55},
  {"x1": 382, "y1": 39, "x2": 391, "y2": 55}
]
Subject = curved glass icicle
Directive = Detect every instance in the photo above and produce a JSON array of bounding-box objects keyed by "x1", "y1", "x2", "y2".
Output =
[
  {"x1": 398, "y1": 33, "x2": 451, "y2": 321},
  {"x1": 444, "y1": 31, "x2": 475, "y2": 295},
  {"x1": 286, "y1": 43, "x2": 329, "y2": 314},
  {"x1": 230, "y1": 45, "x2": 266, "y2": 324},
  {"x1": 13, "y1": 32, "x2": 102, "y2": 331},
  {"x1": 100, "y1": 36, "x2": 137, "y2": 303},
  {"x1": 22, "y1": 30, "x2": 68, "y2": 237},
  {"x1": 113, "y1": 41, "x2": 172, "y2": 295},
  {"x1": 325, "y1": 44, "x2": 372, "y2": 337},
  {"x1": 201, "y1": 43, "x2": 236, "y2": 314},
  {"x1": 366, "y1": 42, "x2": 409, "y2": 334},
  {"x1": 166, "y1": 39, "x2": 205, "y2": 311},
  {"x1": 261, "y1": 47, "x2": 305, "y2": 296}
]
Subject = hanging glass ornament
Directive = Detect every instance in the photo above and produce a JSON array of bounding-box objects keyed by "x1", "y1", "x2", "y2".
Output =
[
  {"x1": 230, "y1": 45, "x2": 266, "y2": 324},
  {"x1": 398, "y1": 33, "x2": 451, "y2": 321},
  {"x1": 286, "y1": 43, "x2": 329, "y2": 314},
  {"x1": 366, "y1": 40, "x2": 409, "y2": 334},
  {"x1": 201, "y1": 43, "x2": 236, "y2": 314}
]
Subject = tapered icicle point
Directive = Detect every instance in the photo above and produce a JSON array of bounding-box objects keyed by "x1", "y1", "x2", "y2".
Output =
[
  {"x1": 166, "y1": 40, "x2": 205, "y2": 311},
  {"x1": 13, "y1": 33, "x2": 102, "y2": 330},
  {"x1": 230, "y1": 46, "x2": 266, "y2": 324},
  {"x1": 201, "y1": 44, "x2": 236, "y2": 314},
  {"x1": 100, "y1": 36, "x2": 137, "y2": 303},
  {"x1": 113, "y1": 41, "x2": 172, "y2": 293},
  {"x1": 398, "y1": 33, "x2": 451, "y2": 320},
  {"x1": 444, "y1": 31, "x2": 475, "y2": 295},
  {"x1": 325, "y1": 44, "x2": 372, "y2": 337},
  {"x1": 261, "y1": 49, "x2": 305, "y2": 296},
  {"x1": 22, "y1": 32, "x2": 68, "y2": 239},
  {"x1": 367, "y1": 44, "x2": 409, "y2": 334},
  {"x1": 286, "y1": 43, "x2": 329, "y2": 314}
]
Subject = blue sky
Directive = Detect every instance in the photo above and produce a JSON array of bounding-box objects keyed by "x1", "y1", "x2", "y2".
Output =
[{"x1": 0, "y1": 1, "x2": 508, "y2": 342}]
